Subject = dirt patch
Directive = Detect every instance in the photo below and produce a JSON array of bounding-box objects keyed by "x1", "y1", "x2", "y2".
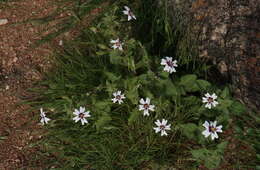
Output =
[
  {"x1": 0, "y1": 0, "x2": 58, "y2": 169},
  {"x1": 0, "y1": 0, "x2": 102, "y2": 168}
]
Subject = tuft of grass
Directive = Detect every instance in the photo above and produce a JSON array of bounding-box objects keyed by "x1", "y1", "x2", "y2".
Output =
[{"x1": 27, "y1": 0, "x2": 259, "y2": 169}]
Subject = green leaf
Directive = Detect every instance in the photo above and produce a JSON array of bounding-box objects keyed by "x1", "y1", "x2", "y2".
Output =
[
  {"x1": 164, "y1": 80, "x2": 178, "y2": 96},
  {"x1": 204, "y1": 152, "x2": 221, "y2": 169},
  {"x1": 218, "y1": 99, "x2": 233, "y2": 109},
  {"x1": 220, "y1": 87, "x2": 230, "y2": 98},
  {"x1": 104, "y1": 71, "x2": 120, "y2": 82},
  {"x1": 128, "y1": 109, "x2": 140, "y2": 125},
  {"x1": 180, "y1": 123, "x2": 198, "y2": 139},
  {"x1": 191, "y1": 148, "x2": 209, "y2": 160},
  {"x1": 217, "y1": 141, "x2": 228, "y2": 152},
  {"x1": 126, "y1": 88, "x2": 139, "y2": 104},
  {"x1": 179, "y1": 74, "x2": 199, "y2": 92},
  {"x1": 186, "y1": 83, "x2": 200, "y2": 92},
  {"x1": 109, "y1": 51, "x2": 122, "y2": 65},
  {"x1": 138, "y1": 74, "x2": 149, "y2": 85},
  {"x1": 196, "y1": 79, "x2": 211, "y2": 90},
  {"x1": 96, "y1": 51, "x2": 107, "y2": 56},
  {"x1": 94, "y1": 101, "x2": 111, "y2": 112},
  {"x1": 179, "y1": 74, "x2": 197, "y2": 86},
  {"x1": 97, "y1": 44, "x2": 108, "y2": 50},
  {"x1": 230, "y1": 101, "x2": 247, "y2": 115},
  {"x1": 95, "y1": 113, "x2": 112, "y2": 131},
  {"x1": 159, "y1": 71, "x2": 169, "y2": 79},
  {"x1": 191, "y1": 149, "x2": 222, "y2": 169}
]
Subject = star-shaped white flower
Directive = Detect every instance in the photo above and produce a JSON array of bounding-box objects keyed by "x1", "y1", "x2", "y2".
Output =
[
  {"x1": 112, "y1": 91, "x2": 126, "y2": 104},
  {"x1": 138, "y1": 98, "x2": 155, "y2": 116},
  {"x1": 122, "y1": 6, "x2": 136, "y2": 21},
  {"x1": 160, "y1": 57, "x2": 178, "y2": 73},
  {"x1": 202, "y1": 93, "x2": 219, "y2": 109},
  {"x1": 110, "y1": 38, "x2": 123, "y2": 51},
  {"x1": 202, "y1": 121, "x2": 223, "y2": 140},
  {"x1": 72, "y1": 106, "x2": 91, "y2": 125},
  {"x1": 153, "y1": 119, "x2": 171, "y2": 136},
  {"x1": 40, "y1": 108, "x2": 51, "y2": 125}
]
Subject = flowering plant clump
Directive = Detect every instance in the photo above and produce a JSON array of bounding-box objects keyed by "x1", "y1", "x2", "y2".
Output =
[{"x1": 33, "y1": 2, "x2": 250, "y2": 169}]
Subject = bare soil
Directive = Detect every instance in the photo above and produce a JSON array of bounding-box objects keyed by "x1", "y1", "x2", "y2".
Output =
[{"x1": 0, "y1": 0, "x2": 57, "y2": 169}]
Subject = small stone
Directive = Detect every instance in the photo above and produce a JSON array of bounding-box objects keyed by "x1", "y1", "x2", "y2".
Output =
[
  {"x1": 13, "y1": 57, "x2": 18, "y2": 63},
  {"x1": 0, "y1": 19, "x2": 8, "y2": 25},
  {"x1": 59, "y1": 40, "x2": 63, "y2": 46},
  {"x1": 5, "y1": 85, "x2": 10, "y2": 90}
]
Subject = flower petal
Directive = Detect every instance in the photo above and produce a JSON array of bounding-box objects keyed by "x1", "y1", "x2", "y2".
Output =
[
  {"x1": 212, "y1": 93, "x2": 217, "y2": 99},
  {"x1": 124, "y1": 6, "x2": 130, "y2": 11},
  {"x1": 81, "y1": 119, "x2": 85, "y2": 125},
  {"x1": 149, "y1": 105, "x2": 155, "y2": 111},
  {"x1": 211, "y1": 132, "x2": 218, "y2": 140},
  {"x1": 165, "y1": 124, "x2": 171, "y2": 130},
  {"x1": 203, "y1": 121, "x2": 209, "y2": 128},
  {"x1": 205, "y1": 103, "x2": 212, "y2": 109},
  {"x1": 112, "y1": 98, "x2": 117, "y2": 103},
  {"x1": 161, "y1": 130, "x2": 168, "y2": 136},
  {"x1": 212, "y1": 121, "x2": 217, "y2": 127},
  {"x1": 202, "y1": 130, "x2": 211, "y2": 138},
  {"x1": 155, "y1": 120, "x2": 161, "y2": 127},
  {"x1": 216, "y1": 125, "x2": 223, "y2": 132},
  {"x1": 205, "y1": 93, "x2": 211, "y2": 98},
  {"x1": 153, "y1": 127, "x2": 161, "y2": 133},
  {"x1": 139, "y1": 105, "x2": 144, "y2": 111},
  {"x1": 161, "y1": 59, "x2": 167, "y2": 65},
  {"x1": 162, "y1": 119, "x2": 167, "y2": 126},
  {"x1": 140, "y1": 98, "x2": 145, "y2": 104},
  {"x1": 145, "y1": 97, "x2": 150, "y2": 104},
  {"x1": 143, "y1": 109, "x2": 149, "y2": 116}
]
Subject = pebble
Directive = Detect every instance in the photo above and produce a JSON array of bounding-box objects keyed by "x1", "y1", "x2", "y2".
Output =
[
  {"x1": 0, "y1": 19, "x2": 8, "y2": 25},
  {"x1": 5, "y1": 85, "x2": 10, "y2": 90},
  {"x1": 59, "y1": 40, "x2": 63, "y2": 46}
]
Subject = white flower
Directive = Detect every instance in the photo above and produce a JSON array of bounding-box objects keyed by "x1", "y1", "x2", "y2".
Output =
[
  {"x1": 72, "y1": 106, "x2": 91, "y2": 125},
  {"x1": 202, "y1": 121, "x2": 223, "y2": 140},
  {"x1": 202, "y1": 93, "x2": 219, "y2": 109},
  {"x1": 138, "y1": 98, "x2": 155, "y2": 116},
  {"x1": 153, "y1": 119, "x2": 171, "y2": 136},
  {"x1": 122, "y1": 6, "x2": 136, "y2": 21},
  {"x1": 40, "y1": 108, "x2": 51, "y2": 125},
  {"x1": 160, "y1": 57, "x2": 178, "y2": 73},
  {"x1": 110, "y1": 38, "x2": 123, "y2": 51},
  {"x1": 112, "y1": 91, "x2": 126, "y2": 104}
]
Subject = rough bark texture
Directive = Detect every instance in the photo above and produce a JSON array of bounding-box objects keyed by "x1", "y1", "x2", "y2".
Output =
[{"x1": 169, "y1": 0, "x2": 260, "y2": 110}]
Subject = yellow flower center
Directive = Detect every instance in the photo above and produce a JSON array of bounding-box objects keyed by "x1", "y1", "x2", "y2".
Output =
[{"x1": 209, "y1": 126, "x2": 217, "y2": 132}]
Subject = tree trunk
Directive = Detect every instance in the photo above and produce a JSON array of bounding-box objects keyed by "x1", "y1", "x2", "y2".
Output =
[{"x1": 168, "y1": 0, "x2": 260, "y2": 111}]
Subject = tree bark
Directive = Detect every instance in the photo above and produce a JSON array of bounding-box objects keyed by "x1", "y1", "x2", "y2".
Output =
[{"x1": 168, "y1": 0, "x2": 260, "y2": 110}]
